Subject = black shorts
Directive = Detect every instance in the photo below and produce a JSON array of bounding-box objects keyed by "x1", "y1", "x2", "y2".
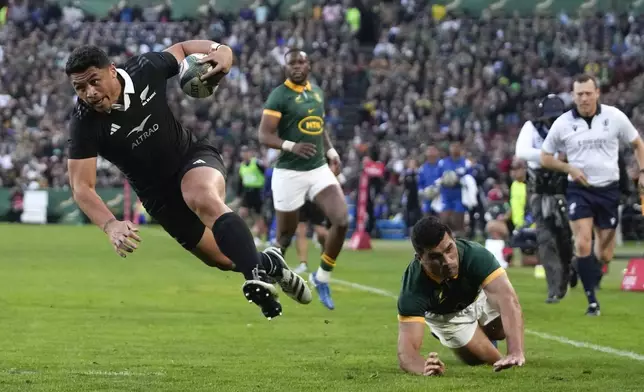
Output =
[
  {"x1": 299, "y1": 200, "x2": 326, "y2": 226},
  {"x1": 567, "y1": 182, "x2": 620, "y2": 229},
  {"x1": 140, "y1": 144, "x2": 226, "y2": 250},
  {"x1": 241, "y1": 188, "x2": 263, "y2": 215}
]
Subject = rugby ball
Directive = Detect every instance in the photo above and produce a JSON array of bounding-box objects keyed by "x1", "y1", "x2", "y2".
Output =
[
  {"x1": 179, "y1": 53, "x2": 219, "y2": 98},
  {"x1": 441, "y1": 170, "x2": 459, "y2": 187}
]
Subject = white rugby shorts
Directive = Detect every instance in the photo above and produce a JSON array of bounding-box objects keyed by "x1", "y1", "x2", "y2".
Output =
[
  {"x1": 424, "y1": 292, "x2": 500, "y2": 349},
  {"x1": 271, "y1": 164, "x2": 339, "y2": 212}
]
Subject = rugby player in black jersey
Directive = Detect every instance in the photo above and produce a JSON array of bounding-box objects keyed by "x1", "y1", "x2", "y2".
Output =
[{"x1": 65, "y1": 41, "x2": 311, "y2": 320}]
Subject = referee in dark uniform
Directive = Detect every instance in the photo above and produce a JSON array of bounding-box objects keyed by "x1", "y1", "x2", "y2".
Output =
[{"x1": 65, "y1": 42, "x2": 310, "y2": 320}]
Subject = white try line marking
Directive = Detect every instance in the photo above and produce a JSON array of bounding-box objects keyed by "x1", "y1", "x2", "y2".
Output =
[
  {"x1": 330, "y1": 278, "x2": 644, "y2": 362},
  {"x1": 144, "y1": 228, "x2": 644, "y2": 361},
  {"x1": 72, "y1": 370, "x2": 165, "y2": 377},
  {"x1": 2, "y1": 369, "x2": 165, "y2": 377}
]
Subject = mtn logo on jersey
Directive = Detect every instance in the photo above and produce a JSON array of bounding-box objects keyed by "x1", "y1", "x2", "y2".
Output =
[
  {"x1": 140, "y1": 85, "x2": 157, "y2": 107},
  {"x1": 298, "y1": 116, "x2": 324, "y2": 135},
  {"x1": 127, "y1": 114, "x2": 160, "y2": 149},
  {"x1": 110, "y1": 123, "x2": 121, "y2": 135}
]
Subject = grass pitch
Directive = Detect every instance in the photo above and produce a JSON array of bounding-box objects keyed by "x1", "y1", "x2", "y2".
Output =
[{"x1": 0, "y1": 224, "x2": 643, "y2": 391}]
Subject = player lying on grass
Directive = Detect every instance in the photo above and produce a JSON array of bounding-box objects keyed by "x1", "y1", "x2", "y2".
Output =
[{"x1": 397, "y1": 216, "x2": 525, "y2": 375}]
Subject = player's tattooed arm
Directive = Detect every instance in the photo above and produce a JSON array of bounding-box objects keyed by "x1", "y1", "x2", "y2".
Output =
[
  {"x1": 68, "y1": 158, "x2": 116, "y2": 231},
  {"x1": 483, "y1": 273, "x2": 525, "y2": 361}
]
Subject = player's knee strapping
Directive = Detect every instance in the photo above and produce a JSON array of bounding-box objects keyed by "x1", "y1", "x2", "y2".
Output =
[{"x1": 213, "y1": 212, "x2": 261, "y2": 280}]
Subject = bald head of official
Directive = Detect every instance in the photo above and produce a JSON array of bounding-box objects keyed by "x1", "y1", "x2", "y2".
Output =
[{"x1": 572, "y1": 74, "x2": 600, "y2": 118}]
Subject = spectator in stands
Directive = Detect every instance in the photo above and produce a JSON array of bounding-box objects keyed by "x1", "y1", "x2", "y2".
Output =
[{"x1": 3, "y1": 1, "x2": 644, "y2": 241}]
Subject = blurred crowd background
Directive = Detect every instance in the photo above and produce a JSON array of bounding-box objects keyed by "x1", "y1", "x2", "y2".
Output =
[{"x1": 2, "y1": 0, "x2": 644, "y2": 240}]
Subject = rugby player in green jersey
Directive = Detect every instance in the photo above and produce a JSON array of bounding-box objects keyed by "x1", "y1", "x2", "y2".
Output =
[
  {"x1": 397, "y1": 216, "x2": 525, "y2": 375},
  {"x1": 258, "y1": 49, "x2": 349, "y2": 310}
]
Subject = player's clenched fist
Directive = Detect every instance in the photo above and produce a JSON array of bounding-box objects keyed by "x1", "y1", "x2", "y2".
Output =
[
  {"x1": 104, "y1": 219, "x2": 142, "y2": 258},
  {"x1": 423, "y1": 352, "x2": 445, "y2": 376},
  {"x1": 493, "y1": 353, "x2": 525, "y2": 372}
]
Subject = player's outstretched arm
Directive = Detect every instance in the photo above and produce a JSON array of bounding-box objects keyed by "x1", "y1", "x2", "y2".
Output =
[
  {"x1": 483, "y1": 273, "x2": 526, "y2": 371},
  {"x1": 68, "y1": 159, "x2": 141, "y2": 257},
  {"x1": 397, "y1": 321, "x2": 444, "y2": 376},
  {"x1": 68, "y1": 158, "x2": 116, "y2": 230},
  {"x1": 397, "y1": 321, "x2": 426, "y2": 375}
]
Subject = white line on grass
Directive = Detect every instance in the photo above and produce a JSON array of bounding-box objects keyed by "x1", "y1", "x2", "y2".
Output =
[
  {"x1": 2, "y1": 369, "x2": 165, "y2": 377},
  {"x1": 144, "y1": 228, "x2": 644, "y2": 361},
  {"x1": 330, "y1": 278, "x2": 644, "y2": 362},
  {"x1": 72, "y1": 370, "x2": 165, "y2": 377}
]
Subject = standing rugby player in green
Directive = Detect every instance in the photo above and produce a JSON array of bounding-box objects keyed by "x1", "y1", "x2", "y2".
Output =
[{"x1": 258, "y1": 49, "x2": 348, "y2": 310}]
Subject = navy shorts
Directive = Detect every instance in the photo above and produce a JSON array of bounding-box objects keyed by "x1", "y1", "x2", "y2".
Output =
[{"x1": 566, "y1": 182, "x2": 620, "y2": 229}]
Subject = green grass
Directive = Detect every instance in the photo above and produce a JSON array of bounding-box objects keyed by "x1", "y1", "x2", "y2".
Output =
[{"x1": 0, "y1": 224, "x2": 643, "y2": 391}]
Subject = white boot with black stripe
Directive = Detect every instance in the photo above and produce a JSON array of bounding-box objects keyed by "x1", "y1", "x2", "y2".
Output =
[{"x1": 262, "y1": 247, "x2": 312, "y2": 305}]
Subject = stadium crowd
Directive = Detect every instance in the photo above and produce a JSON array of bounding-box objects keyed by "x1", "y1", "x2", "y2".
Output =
[{"x1": 1, "y1": 0, "x2": 644, "y2": 237}]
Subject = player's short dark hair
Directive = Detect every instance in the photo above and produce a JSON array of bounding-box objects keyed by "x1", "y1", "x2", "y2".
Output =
[
  {"x1": 573, "y1": 74, "x2": 598, "y2": 89},
  {"x1": 411, "y1": 216, "x2": 452, "y2": 255},
  {"x1": 65, "y1": 45, "x2": 111, "y2": 76}
]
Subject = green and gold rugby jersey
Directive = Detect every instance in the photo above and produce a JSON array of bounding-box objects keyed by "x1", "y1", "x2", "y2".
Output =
[
  {"x1": 397, "y1": 239, "x2": 505, "y2": 322},
  {"x1": 263, "y1": 80, "x2": 327, "y2": 171}
]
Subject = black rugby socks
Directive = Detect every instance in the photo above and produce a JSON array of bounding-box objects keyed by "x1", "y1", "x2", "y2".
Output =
[
  {"x1": 212, "y1": 212, "x2": 262, "y2": 280},
  {"x1": 575, "y1": 255, "x2": 599, "y2": 305}
]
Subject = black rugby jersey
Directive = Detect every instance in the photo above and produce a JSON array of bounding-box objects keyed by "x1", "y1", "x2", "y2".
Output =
[{"x1": 67, "y1": 51, "x2": 193, "y2": 196}]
